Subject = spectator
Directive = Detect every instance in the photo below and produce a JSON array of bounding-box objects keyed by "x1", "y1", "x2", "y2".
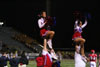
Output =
[
  {"x1": 19, "y1": 51, "x2": 29, "y2": 67},
  {"x1": 0, "y1": 52, "x2": 9, "y2": 67},
  {"x1": 56, "y1": 51, "x2": 62, "y2": 61},
  {"x1": 9, "y1": 54, "x2": 19, "y2": 67},
  {"x1": 52, "y1": 59, "x2": 60, "y2": 67},
  {"x1": 0, "y1": 51, "x2": 2, "y2": 57}
]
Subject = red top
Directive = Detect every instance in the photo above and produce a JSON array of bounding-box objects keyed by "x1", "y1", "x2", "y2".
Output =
[
  {"x1": 42, "y1": 50, "x2": 52, "y2": 67},
  {"x1": 42, "y1": 54, "x2": 52, "y2": 67},
  {"x1": 89, "y1": 54, "x2": 97, "y2": 62},
  {"x1": 36, "y1": 56, "x2": 44, "y2": 66}
]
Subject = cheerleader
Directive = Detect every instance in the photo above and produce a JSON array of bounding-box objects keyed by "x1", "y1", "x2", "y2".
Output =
[
  {"x1": 72, "y1": 19, "x2": 87, "y2": 57},
  {"x1": 38, "y1": 11, "x2": 55, "y2": 49}
]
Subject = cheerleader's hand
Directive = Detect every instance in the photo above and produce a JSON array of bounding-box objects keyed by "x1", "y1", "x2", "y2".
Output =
[{"x1": 44, "y1": 20, "x2": 48, "y2": 24}]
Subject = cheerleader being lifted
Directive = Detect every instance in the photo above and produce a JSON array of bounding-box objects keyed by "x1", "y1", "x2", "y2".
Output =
[
  {"x1": 72, "y1": 19, "x2": 87, "y2": 56},
  {"x1": 72, "y1": 11, "x2": 89, "y2": 58},
  {"x1": 38, "y1": 10, "x2": 58, "y2": 59}
]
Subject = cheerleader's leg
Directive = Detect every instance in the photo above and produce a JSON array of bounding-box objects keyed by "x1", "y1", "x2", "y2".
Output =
[
  {"x1": 80, "y1": 42, "x2": 85, "y2": 56},
  {"x1": 74, "y1": 38, "x2": 85, "y2": 56},
  {"x1": 47, "y1": 39, "x2": 53, "y2": 49},
  {"x1": 80, "y1": 38, "x2": 86, "y2": 57},
  {"x1": 46, "y1": 31, "x2": 55, "y2": 49}
]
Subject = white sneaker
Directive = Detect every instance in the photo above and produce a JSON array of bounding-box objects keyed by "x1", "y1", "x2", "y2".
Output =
[{"x1": 51, "y1": 52, "x2": 58, "y2": 60}]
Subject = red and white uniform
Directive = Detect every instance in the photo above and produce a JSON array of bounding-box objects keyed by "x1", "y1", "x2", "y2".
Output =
[
  {"x1": 38, "y1": 18, "x2": 49, "y2": 36},
  {"x1": 38, "y1": 18, "x2": 54, "y2": 49},
  {"x1": 98, "y1": 54, "x2": 100, "y2": 67},
  {"x1": 89, "y1": 54, "x2": 97, "y2": 67},
  {"x1": 42, "y1": 50, "x2": 52, "y2": 67},
  {"x1": 72, "y1": 20, "x2": 87, "y2": 40}
]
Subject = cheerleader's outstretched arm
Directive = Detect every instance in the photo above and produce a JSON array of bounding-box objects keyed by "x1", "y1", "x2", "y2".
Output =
[{"x1": 81, "y1": 20, "x2": 87, "y2": 28}]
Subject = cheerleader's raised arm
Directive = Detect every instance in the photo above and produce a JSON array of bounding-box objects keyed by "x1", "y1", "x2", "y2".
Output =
[
  {"x1": 74, "y1": 20, "x2": 78, "y2": 28},
  {"x1": 72, "y1": 19, "x2": 88, "y2": 59},
  {"x1": 37, "y1": 11, "x2": 57, "y2": 60},
  {"x1": 81, "y1": 20, "x2": 87, "y2": 28}
]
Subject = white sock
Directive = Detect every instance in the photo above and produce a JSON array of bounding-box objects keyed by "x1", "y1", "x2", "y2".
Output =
[{"x1": 47, "y1": 39, "x2": 52, "y2": 49}]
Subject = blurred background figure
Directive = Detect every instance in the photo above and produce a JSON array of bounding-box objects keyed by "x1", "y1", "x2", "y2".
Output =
[
  {"x1": 9, "y1": 54, "x2": 19, "y2": 67},
  {"x1": 56, "y1": 51, "x2": 62, "y2": 61},
  {"x1": 88, "y1": 49, "x2": 97, "y2": 67},
  {"x1": 52, "y1": 58, "x2": 60, "y2": 67},
  {"x1": 19, "y1": 51, "x2": 29, "y2": 67},
  {"x1": 0, "y1": 41, "x2": 2, "y2": 50},
  {"x1": 99, "y1": 54, "x2": 100, "y2": 67},
  {"x1": 0, "y1": 52, "x2": 9, "y2": 67},
  {"x1": 0, "y1": 51, "x2": 2, "y2": 57}
]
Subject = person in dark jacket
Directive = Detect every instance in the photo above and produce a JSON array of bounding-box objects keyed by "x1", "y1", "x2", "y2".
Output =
[
  {"x1": 52, "y1": 58, "x2": 60, "y2": 67},
  {"x1": 0, "y1": 52, "x2": 9, "y2": 67},
  {"x1": 9, "y1": 54, "x2": 19, "y2": 67},
  {"x1": 19, "y1": 51, "x2": 29, "y2": 67}
]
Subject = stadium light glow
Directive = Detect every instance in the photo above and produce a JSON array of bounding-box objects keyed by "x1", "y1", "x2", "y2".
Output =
[{"x1": 0, "y1": 22, "x2": 4, "y2": 25}]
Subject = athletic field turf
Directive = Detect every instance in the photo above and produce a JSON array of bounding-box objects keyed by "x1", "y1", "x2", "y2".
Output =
[{"x1": 7, "y1": 59, "x2": 98, "y2": 67}]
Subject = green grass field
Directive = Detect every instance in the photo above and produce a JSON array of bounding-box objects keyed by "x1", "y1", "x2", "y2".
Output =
[{"x1": 7, "y1": 59, "x2": 98, "y2": 67}]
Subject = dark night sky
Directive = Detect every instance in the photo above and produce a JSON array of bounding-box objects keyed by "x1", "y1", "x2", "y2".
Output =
[{"x1": 0, "y1": 0, "x2": 100, "y2": 51}]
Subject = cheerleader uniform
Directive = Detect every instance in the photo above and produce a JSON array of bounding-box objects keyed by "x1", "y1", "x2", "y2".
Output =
[
  {"x1": 38, "y1": 18, "x2": 49, "y2": 37},
  {"x1": 72, "y1": 20, "x2": 87, "y2": 40},
  {"x1": 42, "y1": 50, "x2": 53, "y2": 67},
  {"x1": 75, "y1": 45, "x2": 86, "y2": 67}
]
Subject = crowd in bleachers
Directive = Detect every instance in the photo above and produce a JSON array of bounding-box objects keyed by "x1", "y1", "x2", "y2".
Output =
[
  {"x1": 12, "y1": 33, "x2": 41, "y2": 52},
  {"x1": 0, "y1": 51, "x2": 29, "y2": 67},
  {"x1": 12, "y1": 34, "x2": 34, "y2": 44}
]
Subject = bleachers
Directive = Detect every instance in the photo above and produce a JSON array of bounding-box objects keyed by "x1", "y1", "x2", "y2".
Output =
[
  {"x1": 0, "y1": 27, "x2": 43, "y2": 53},
  {"x1": 12, "y1": 32, "x2": 43, "y2": 52}
]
